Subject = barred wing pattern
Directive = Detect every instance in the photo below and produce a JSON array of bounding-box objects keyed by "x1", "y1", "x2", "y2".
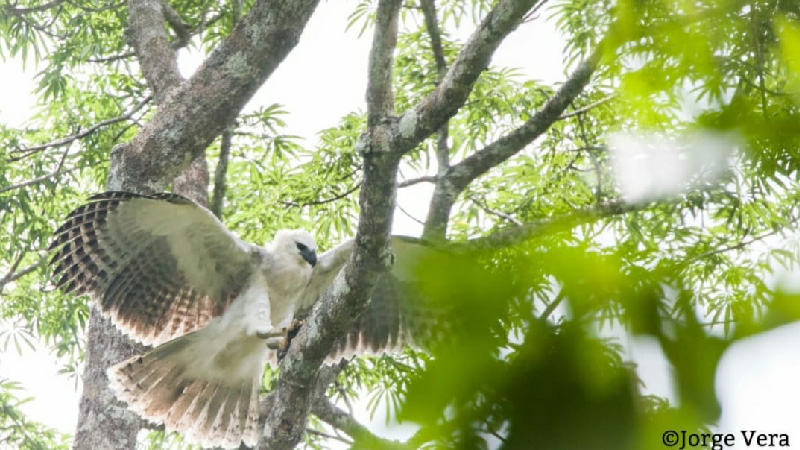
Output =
[
  {"x1": 292, "y1": 237, "x2": 449, "y2": 362},
  {"x1": 48, "y1": 192, "x2": 255, "y2": 346}
]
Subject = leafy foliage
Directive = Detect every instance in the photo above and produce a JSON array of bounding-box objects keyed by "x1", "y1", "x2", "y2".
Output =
[{"x1": 0, "y1": 378, "x2": 69, "y2": 449}]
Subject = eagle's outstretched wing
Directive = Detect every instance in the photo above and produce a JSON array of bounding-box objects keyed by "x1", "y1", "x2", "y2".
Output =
[
  {"x1": 49, "y1": 191, "x2": 256, "y2": 346},
  {"x1": 328, "y1": 236, "x2": 449, "y2": 360},
  {"x1": 290, "y1": 236, "x2": 447, "y2": 362}
]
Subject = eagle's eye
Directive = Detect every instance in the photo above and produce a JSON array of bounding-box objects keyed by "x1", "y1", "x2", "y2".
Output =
[{"x1": 296, "y1": 242, "x2": 308, "y2": 251}]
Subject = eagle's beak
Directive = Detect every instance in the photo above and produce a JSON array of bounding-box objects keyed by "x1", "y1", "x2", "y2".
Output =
[{"x1": 301, "y1": 248, "x2": 317, "y2": 267}]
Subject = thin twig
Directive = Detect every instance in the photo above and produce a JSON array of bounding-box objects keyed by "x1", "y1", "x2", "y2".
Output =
[
  {"x1": 306, "y1": 428, "x2": 353, "y2": 445},
  {"x1": 3, "y1": 0, "x2": 67, "y2": 15},
  {"x1": 398, "y1": 175, "x2": 437, "y2": 188},
  {"x1": 0, "y1": 143, "x2": 73, "y2": 194},
  {"x1": 337, "y1": 384, "x2": 355, "y2": 417},
  {"x1": 685, "y1": 222, "x2": 795, "y2": 266},
  {"x1": 397, "y1": 204, "x2": 425, "y2": 225},
  {"x1": 540, "y1": 290, "x2": 565, "y2": 321},
  {"x1": 558, "y1": 94, "x2": 615, "y2": 120},
  {"x1": 0, "y1": 252, "x2": 25, "y2": 291},
  {"x1": 0, "y1": 257, "x2": 44, "y2": 293},
  {"x1": 8, "y1": 94, "x2": 152, "y2": 160},
  {"x1": 468, "y1": 194, "x2": 522, "y2": 227},
  {"x1": 280, "y1": 184, "x2": 361, "y2": 208},
  {"x1": 86, "y1": 52, "x2": 135, "y2": 63}
]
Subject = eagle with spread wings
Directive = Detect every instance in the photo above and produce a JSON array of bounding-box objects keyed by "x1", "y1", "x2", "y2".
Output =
[{"x1": 49, "y1": 191, "x2": 439, "y2": 448}]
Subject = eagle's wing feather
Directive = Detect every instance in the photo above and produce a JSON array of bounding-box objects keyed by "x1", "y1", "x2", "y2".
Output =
[
  {"x1": 326, "y1": 236, "x2": 447, "y2": 361},
  {"x1": 49, "y1": 191, "x2": 255, "y2": 345},
  {"x1": 285, "y1": 236, "x2": 445, "y2": 362}
]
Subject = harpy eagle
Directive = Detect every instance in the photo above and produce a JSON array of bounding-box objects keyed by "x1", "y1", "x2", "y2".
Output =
[{"x1": 49, "y1": 191, "x2": 439, "y2": 448}]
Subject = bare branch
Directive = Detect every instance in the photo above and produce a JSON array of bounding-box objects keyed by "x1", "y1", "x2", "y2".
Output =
[
  {"x1": 0, "y1": 143, "x2": 72, "y2": 195},
  {"x1": 539, "y1": 290, "x2": 565, "y2": 321},
  {"x1": 558, "y1": 94, "x2": 615, "y2": 120},
  {"x1": 86, "y1": 52, "x2": 135, "y2": 63},
  {"x1": 3, "y1": 0, "x2": 67, "y2": 15},
  {"x1": 445, "y1": 51, "x2": 601, "y2": 193},
  {"x1": 311, "y1": 397, "x2": 408, "y2": 450},
  {"x1": 420, "y1": 0, "x2": 447, "y2": 79},
  {"x1": 467, "y1": 194, "x2": 522, "y2": 226},
  {"x1": 305, "y1": 427, "x2": 353, "y2": 445},
  {"x1": 160, "y1": 0, "x2": 190, "y2": 47},
  {"x1": 366, "y1": 0, "x2": 403, "y2": 125},
  {"x1": 463, "y1": 200, "x2": 635, "y2": 250},
  {"x1": 391, "y1": 0, "x2": 541, "y2": 153},
  {"x1": 421, "y1": 0, "x2": 452, "y2": 197},
  {"x1": 0, "y1": 252, "x2": 25, "y2": 292},
  {"x1": 127, "y1": 0, "x2": 184, "y2": 103},
  {"x1": 398, "y1": 175, "x2": 437, "y2": 188},
  {"x1": 414, "y1": 0, "x2": 545, "y2": 240},
  {"x1": 397, "y1": 203, "x2": 425, "y2": 225},
  {"x1": 280, "y1": 183, "x2": 361, "y2": 208},
  {"x1": 0, "y1": 254, "x2": 45, "y2": 293},
  {"x1": 8, "y1": 94, "x2": 152, "y2": 161}
]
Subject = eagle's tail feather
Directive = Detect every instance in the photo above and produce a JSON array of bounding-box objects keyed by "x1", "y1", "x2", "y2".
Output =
[{"x1": 107, "y1": 334, "x2": 260, "y2": 448}]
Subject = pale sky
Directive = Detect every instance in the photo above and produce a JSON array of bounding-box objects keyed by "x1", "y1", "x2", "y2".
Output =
[{"x1": 2, "y1": 1, "x2": 800, "y2": 446}]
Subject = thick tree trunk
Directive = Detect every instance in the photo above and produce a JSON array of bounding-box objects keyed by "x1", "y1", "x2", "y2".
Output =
[{"x1": 73, "y1": 311, "x2": 144, "y2": 449}]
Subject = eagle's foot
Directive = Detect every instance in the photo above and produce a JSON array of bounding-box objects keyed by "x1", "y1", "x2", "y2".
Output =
[
  {"x1": 256, "y1": 330, "x2": 284, "y2": 340},
  {"x1": 279, "y1": 319, "x2": 304, "y2": 351},
  {"x1": 270, "y1": 320, "x2": 305, "y2": 359}
]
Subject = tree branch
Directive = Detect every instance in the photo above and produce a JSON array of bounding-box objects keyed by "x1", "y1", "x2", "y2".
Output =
[
  {"x1": 160, "y1": 0, "x2": 190, "y2": 48},
  {"x1": 3, "y1": 0, "x2": 67, "y2": 15},
  {"x1": 280, "y1": 183, "x2": 361, "y2": 208},
  {"x1": 171, "y1": 153, "x2": 209, "y2": 206},
  {"x1": 71, "y1": 0, "x2": 204, "y2": 201},
  {"x1": 75, "y1": 2, "x2": 323, "y2": 448},
  {"x1": 446, "y1": 51, "x2": 601, "y2": 193},
  {"x1": 7, "y1": 94, "x2": 152, "y2": 161},
  {"x1": 0, "y1": 143, "x2": 72, "y2": 195},
  {"x1": 462, "y1": 200, "x2": 635, "y2": 250},
  {"x1": 398, "y1": 175, "x2": 437, "y2": 188},
  {"x1": 108, "y1": 0, "x2": 322, "y2": 193},
  {"x1": 305, "y1": 427, "x2": 353, "y2": 445},
  {"x1": 0, "y1": 251, "x2": 46, "y2": 294},
  {"x1": 391, "y1": 0, "x2": 541, "y2": 154},
  {"x1": 311, "y1": 397, "x2": 408, "y2": 450},
  {"x1": 210, "y1": 127, "x2": 233, "y2": 217},
  {"x1": 420, "y1": 0, "x2": 447, "y2": 79},
  {"x1": 366, "y1": 0, "x2": 402, "y2": 125},
  {"x1": 467, "y1": 193, "x2": 522, "y2": 226},
  {"x1": 258, "y1": 3, "x2": 403, "y2": 448},
  {"x1": 558, "y1": 94, "x2": 615, "y2": 120},
  {"x1": 420, "y1": 0, "x2": 450, "y2": 173},
  {"x1": 127, "y1": 0, "x2": 183, "y2": 104}
]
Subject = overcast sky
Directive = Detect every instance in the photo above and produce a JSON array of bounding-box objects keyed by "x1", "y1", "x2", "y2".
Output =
[{"x1": 2, "y1": 1, "x2": 800, "y2": 445}]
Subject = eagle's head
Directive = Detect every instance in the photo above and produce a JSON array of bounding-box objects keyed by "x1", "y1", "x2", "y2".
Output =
[{"x1": 272, "y1": 229, "x2": 318, "y2": 267}]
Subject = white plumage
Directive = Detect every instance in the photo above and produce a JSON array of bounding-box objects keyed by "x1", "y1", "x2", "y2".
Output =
[{"x1": 50, "y1": 191, "x2": 433, "y2": 448}]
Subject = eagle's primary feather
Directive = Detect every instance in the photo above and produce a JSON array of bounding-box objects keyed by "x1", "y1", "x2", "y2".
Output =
[{"x1": 49, "y1": 191, "x2": 440, "y2": 448}]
